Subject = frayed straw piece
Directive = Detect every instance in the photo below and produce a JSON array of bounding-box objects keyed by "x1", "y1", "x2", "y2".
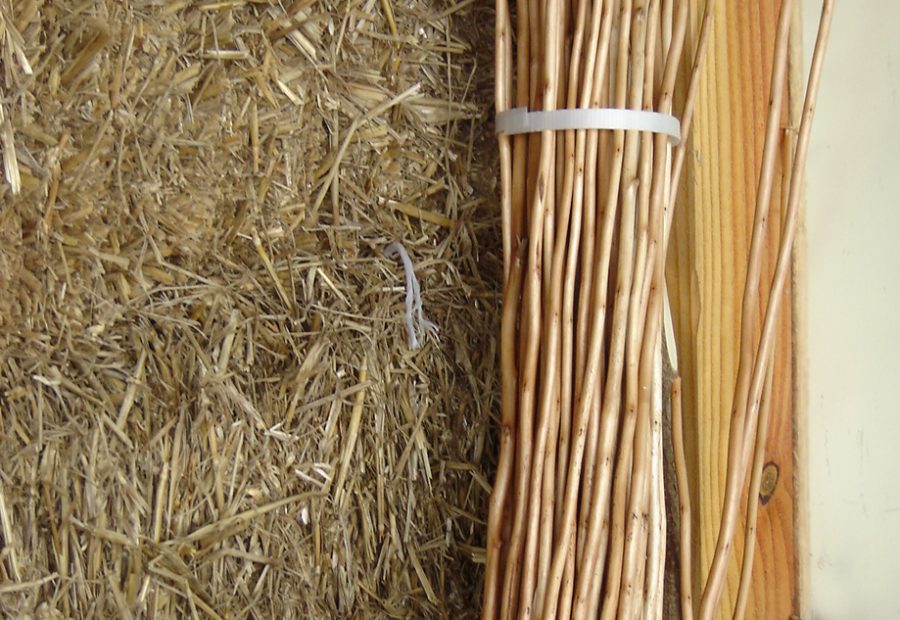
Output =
[
  {"x1": 170, "y1": 493, "x2": 320, "y2": 545},
  {"x1": 385, "y1": 242, "x2": 439, "y2": 350},
  {"x1": 0, "y1": 573, "x2": 57, "y2": 595},
  {"x1": 0, "y1": 485, "x2": 21, "y2": 580},
  {"x1": 333, "y1": 355, "x2": 369, "y2": 508},
  {"x1": 0, "y1": 7, "x2": 32, "y2": 76},
  {"x1": 0, "y1": 105, "x2": 20, "y2": 195}
]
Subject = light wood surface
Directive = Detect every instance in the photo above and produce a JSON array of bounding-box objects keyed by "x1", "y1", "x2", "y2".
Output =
[{"x1": 667, "y1": 2, "x2": 800, "y2": 618}]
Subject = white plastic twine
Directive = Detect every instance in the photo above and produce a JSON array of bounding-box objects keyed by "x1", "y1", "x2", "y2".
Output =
[
  {"x1": 495, "y1": 107, "x2": 681, "y2": 144},
  {"x1": 384, "y1": 242, "x2": 439, "y2": 350}
]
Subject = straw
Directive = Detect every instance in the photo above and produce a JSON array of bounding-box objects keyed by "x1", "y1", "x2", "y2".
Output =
[{"x1": 0, "y1": 0, "x2": 496, "y2": 617}]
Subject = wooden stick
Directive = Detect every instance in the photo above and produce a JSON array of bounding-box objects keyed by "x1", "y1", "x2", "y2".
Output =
[
  {"x1": 535, "y1": 365, "x2": 562, "y2": 614},
  {"x1": 497, "y1": 0, "x2": 514, "y2": 284},
  {"x1": 575, "y1": 69, "x2": 611, "y2": 619},
  {"x1": 631, "y1": 471, "x2": 652, "y2": 620},
  {"x1": 510, "y1": 0, "x2": 531, "y2": 251},
  {"x1": 557, "y1": 532, "x2": 578, "y2": 620},
  {"x1": 482, "y1": 248, "x2": 525, "y2": 620},
  {"x1": 573, "y1": 0, "x2": 615, "y2": 573},
  {"x1": 499, "y1": 175, "x2": 542, "y2": 620},
  {"x1": 643, "y1": 330, "x2": 665, "y2": 619},
  {"x1": 671, "y1": 377, "x2": 693, "y2": 620}
]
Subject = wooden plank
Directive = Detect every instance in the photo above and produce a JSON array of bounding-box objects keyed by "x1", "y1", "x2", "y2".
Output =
[{"x1": 667, "y1": 2, "x2": 801, "y2": 618}]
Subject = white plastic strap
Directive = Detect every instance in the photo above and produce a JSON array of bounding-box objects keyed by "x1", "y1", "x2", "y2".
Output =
[{"x1": 496, "y1": 107, "x2": 681, "y2": 145}]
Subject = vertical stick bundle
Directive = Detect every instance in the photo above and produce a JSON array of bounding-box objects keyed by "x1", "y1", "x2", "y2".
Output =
[
  {"x1": 485, "y1": 0, "x2": 708, "y2": 617},
  {"x1": 484, "y1": 0, "x2": 835, "y2": 618}
]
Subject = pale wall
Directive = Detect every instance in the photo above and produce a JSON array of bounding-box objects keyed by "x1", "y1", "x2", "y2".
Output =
[{"x1": 803, "y1": 1, "x2": 900, "y2": 617}]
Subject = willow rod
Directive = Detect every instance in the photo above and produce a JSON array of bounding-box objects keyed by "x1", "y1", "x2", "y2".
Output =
[{"x1": 671, "y1": 377, "x2": 693, "y2": 620}]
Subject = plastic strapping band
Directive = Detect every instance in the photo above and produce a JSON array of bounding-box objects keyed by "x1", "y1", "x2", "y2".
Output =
[{"x1": 495, "y1": 107, "x2": 681, "y2": 145}]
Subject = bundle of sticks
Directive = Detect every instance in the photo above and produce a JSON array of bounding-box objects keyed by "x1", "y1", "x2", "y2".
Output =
[{"x1": 482, "y1": 0, "x2": 834, "y2": 618}]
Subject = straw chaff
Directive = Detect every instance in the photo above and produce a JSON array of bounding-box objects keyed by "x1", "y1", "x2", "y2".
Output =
[{"x1": 0, "y1": 0, "x2": 497, "y2": 617}]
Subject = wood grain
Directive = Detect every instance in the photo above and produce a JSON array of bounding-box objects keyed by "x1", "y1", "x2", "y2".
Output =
[{"x1": 667, "y1": 2, "x2": 801, "y2": 618}]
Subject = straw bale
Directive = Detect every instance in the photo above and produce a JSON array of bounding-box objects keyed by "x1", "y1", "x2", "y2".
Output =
[{"x1": 0, "y1": 0, "x2": 497, "y2": 617}]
